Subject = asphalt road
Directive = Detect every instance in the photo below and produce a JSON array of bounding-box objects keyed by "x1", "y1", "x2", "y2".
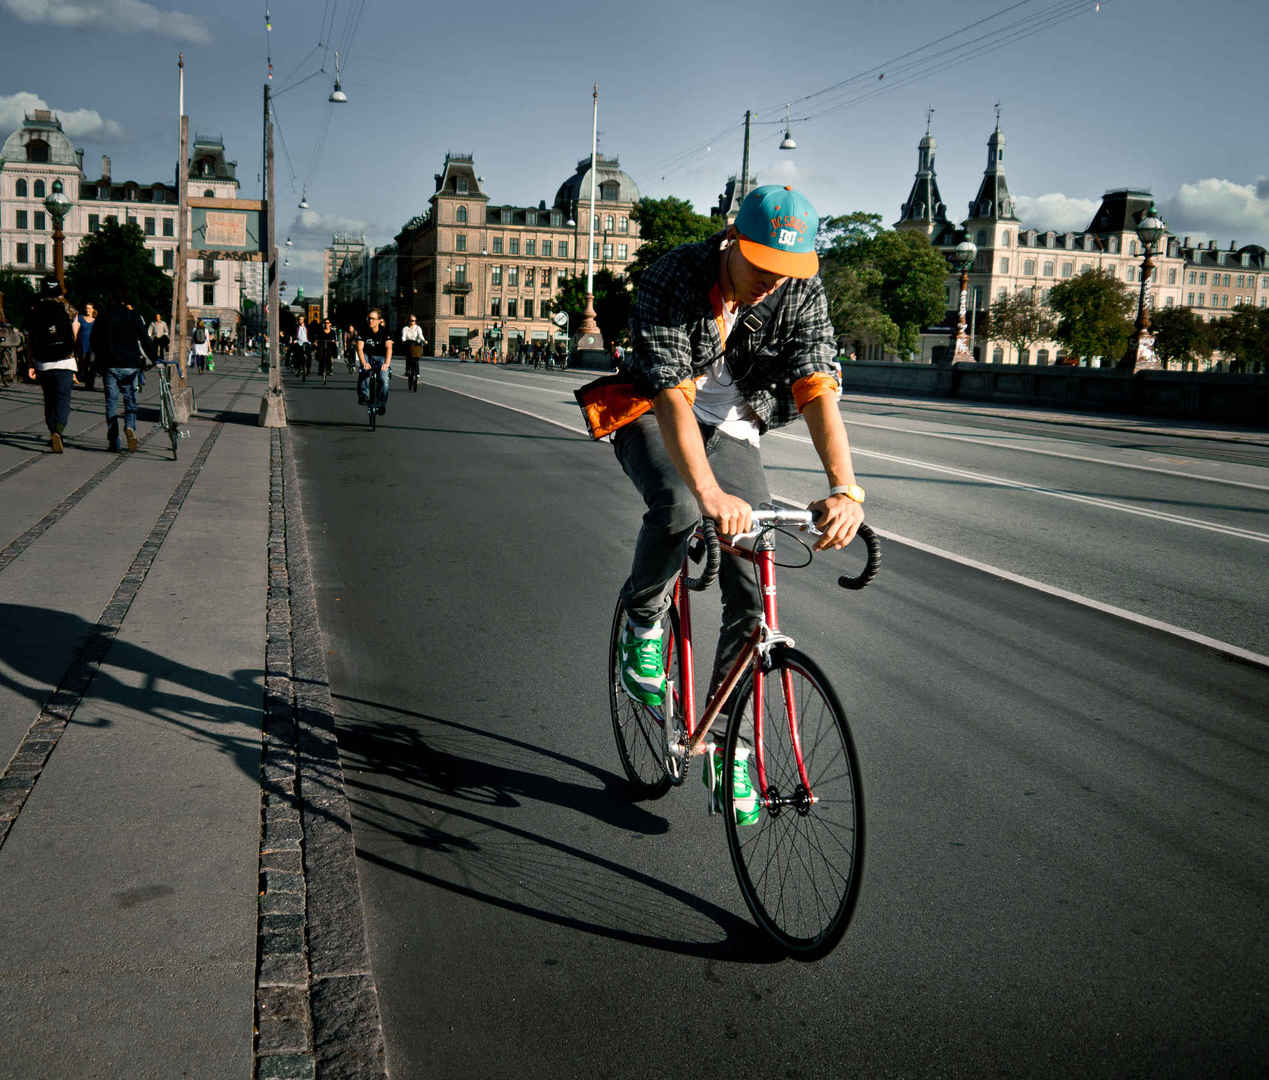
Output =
[{"x1": 287, "y1": 362, "x2": 1267, "y2": 1079}]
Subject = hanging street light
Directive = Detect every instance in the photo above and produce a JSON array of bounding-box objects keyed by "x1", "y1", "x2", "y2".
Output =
[
  {"x1": 43, "y1": 178, "x2": 73, "y2": 293},
  {"x1": 298, "y1": 192, "x2": 309, "y2": 209},
  {"x1": 329, "y1": 50, "x2": 348, "y2": 103},
  {"x1": 779, "y1": 104, "x2": 798, "y2": 150}
]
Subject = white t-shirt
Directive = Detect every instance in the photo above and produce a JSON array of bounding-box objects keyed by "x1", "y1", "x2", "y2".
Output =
[
  {"x1": 692, "y1": 303, "x2": 759, "y2": 446},
  {"x1": 401, "y1": 324, "x2": 425, "y2": 344}
]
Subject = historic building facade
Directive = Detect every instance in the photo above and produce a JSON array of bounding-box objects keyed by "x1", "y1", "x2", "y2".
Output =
[
  {"x1": 1, "y1": 110, "x2": 254, "y2": 333},
  {"x1": 384, "y1": 152, "x2": 644, "y2": 357},
  {"x1": 893, "y1": 118, "x2": 1267, "y2": 366}
]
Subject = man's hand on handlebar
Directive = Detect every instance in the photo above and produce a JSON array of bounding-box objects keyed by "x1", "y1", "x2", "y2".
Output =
[
  {"x1": 699, "y1": 486, "x2": 753, "y2": 538},
  {"x1": 807, "y1": 493, "x2": 864, "y2": 551}
]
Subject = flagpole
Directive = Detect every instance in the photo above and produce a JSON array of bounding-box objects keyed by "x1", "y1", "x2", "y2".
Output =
[{"x1": 577, "y1": 83, "x2": 603, "y2": 351}]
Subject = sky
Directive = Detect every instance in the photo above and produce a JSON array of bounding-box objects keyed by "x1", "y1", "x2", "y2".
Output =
[{"x1": 2, "y1": 0, "x2": 1267, "y2": 299}]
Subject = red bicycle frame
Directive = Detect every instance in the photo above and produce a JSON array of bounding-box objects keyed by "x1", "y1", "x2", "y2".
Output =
[{"x1": 671, "y1": 531, "x2": 815, "y2": 806}]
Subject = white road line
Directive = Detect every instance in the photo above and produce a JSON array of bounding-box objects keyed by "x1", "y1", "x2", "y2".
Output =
[
  {"x1": 841, "y1": 415, "x2": 1269, "y2": 493},
  {"x1": 771, "y1": 430, "x2": 1269, "y2": 544},
  {"x1": 433, "y1": 366, "x2": 582, "y2": 397},
  {"x1": 433, "y1": 381, "x2": 1269, "y2": 669}
]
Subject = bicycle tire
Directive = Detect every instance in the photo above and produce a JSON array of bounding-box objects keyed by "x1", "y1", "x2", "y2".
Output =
[
  {"x1": 723, "y1": 645, "x2": 864, "y2": 960},
  {"x1": 608, "y1": 598, "x2": 688, "y2": 797}
]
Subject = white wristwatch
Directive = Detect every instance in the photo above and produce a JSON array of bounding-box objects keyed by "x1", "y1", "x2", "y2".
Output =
[{"x1": 829, "y1": 484, "x2": 866, "y2": 504}]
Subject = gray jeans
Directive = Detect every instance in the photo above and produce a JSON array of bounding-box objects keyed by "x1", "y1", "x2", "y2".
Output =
[{"x1": 613, "y1": 411, "x2": 771, "y2": 714}]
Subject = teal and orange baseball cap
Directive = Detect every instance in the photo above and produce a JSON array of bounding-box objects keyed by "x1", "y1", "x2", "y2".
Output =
[{"x1": 734, "y1": 184, "x2": 819, "y2": 278}]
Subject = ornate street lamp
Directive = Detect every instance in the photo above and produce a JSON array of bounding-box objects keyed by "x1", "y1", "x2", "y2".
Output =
[
  {"x1": 43, "y1": 179, "x2": 72, "y2": 293},
  {"x1": 951, "y1": 238, "x2": 977, "y2": 362},
  {"x1": 1121, "y1": 203, "x2": 1167, "y2": 371}
]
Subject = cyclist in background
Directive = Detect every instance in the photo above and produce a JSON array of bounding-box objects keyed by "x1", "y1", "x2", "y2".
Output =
[
  {"x1": 612, "y1": 185, "x2": 865, "y2": 823},
  {"x1": 400, "y1": 313, "x2": 426, "y2": 391},
  {"x1": 314, "y1": 317, "x2": 338, "y2": 379},
  {"x1": 356, "y1": 308, "x2": 393, "y2": 415}
]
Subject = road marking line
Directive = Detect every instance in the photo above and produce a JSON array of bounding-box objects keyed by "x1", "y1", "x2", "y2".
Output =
[
  {"x1": 771, "y1": 431, "x2": 1269, "y2": 544},
  {"x1": 840, "y1": 416, "x2": 1269, "y2": 493},
  {"x1": 433, "y1": 380, "x2": 586, "y2": 434},
  {"x1": 432, "y1": 382, "x2": 1268, "y2": 669}
]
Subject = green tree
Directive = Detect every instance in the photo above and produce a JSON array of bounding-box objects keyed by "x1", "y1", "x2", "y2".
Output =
[
  {"x1": 0, "y1": 267, "x2": 38, "y2": 329},
  {"x1": 627, "y1": 196, "x2": 716, "y2": 288},
  {"x1": 1149, "y1": 305, "x2": 1211, "y2": 370},
  {"x1": 65, "y1": 219, "x2": 172, "y2": 319},
  {"x1": 816, "y1": 211, "x2": 883, "y2": 252},
  {"x1": 988, "y1": 290, "x2": 1055, "y2": 364},
  {"x1": 822, "y1": 226, "x2": 947, "y2": 357},
  {"x1": 1213, "y1": 304, "x2": 1269, "y2": 373},
  {"x1": 1046, "y1": 268, "x2": 1136, "y2": 367},
  {"x1": 549, "y1": 268, "x2": 632, "y2": 349}
]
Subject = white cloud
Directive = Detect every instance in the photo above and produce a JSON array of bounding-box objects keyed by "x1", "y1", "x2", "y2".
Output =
[
  {"x1": 1158, "y1": 177, "x2": 1269, "y2": 246},
  {"x1": 1013, "y1": 192, "x2": 1100, "y2": 233},
  {"x1": 0, "y1": 90, "x2": 125, "y2": 140},
  {"x1": 287, "y1": 209, "x2": 372, "y2": 248},
  {"x1": 2, "y1": 0, "x2": 211, "y2": 43}
]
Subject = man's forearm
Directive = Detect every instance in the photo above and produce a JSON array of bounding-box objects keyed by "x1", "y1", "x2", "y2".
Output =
[
  {"x1": 801, "y1": 393, "x2": 856, "y2": 489},
  {"x1": 652, "y1": 389, "x2": 719, "y2": 501}
]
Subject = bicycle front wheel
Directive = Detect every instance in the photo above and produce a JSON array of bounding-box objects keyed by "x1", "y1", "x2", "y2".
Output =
[
  {"x1": 609, "y1": 599, "x2": 685, "y2": 798},
  {"x1": 723, "y1": 646, "x2": 864, "y2": 960}
]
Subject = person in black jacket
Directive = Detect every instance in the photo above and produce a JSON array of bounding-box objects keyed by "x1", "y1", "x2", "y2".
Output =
[
  {"x1": 94, "y1": 287, "x2": 149, "y2": 452},
  {"x1": 25, "y1": 275, "x2": 78, "y2": 453}
]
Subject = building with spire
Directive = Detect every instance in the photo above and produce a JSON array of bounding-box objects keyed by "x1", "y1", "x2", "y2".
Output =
[{"x1": 875, "y1": 113, "x2": 1267, "y2": 368}]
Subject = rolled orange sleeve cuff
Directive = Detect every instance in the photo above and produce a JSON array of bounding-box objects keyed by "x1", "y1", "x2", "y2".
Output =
[
  {"x1": 792, "y1": 372, "x2": 840, "y2": 412},
  {"x1": 672, "y1": 378, "x2": 698, "y2": 407}
]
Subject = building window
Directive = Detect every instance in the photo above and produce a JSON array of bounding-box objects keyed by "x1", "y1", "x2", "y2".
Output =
[
  {"x1": 976, "y1": 230, "x2": 987, "y2": 246},
  {"x1": 604, "y1": 215, "x2": 614, "y2": 231},
  {"x1": 1126, "y1": 266, "x2": 1135, "y2": 282},
  {"x1": 1037, "y1": 348, "x2": 1050, "y2": 365},
  {"x1": 619, "y1": 217, "x2": 629, "y2": 233},
  {"x1": 542, "y1": 239, "x2": 552, "y2": 256},
  {"x1": 992, "y1": 346, "x2": 1004, "y2": 363},
  {"x1": 500, "y1": 208, "x2": 512, "y2": 224},
  {"x1": 491, "y1": 298, "x2": 501, "y2": 317},
  {"x1": 1108, "y1": 237, "x2": 1119, "y2": 253},
  {"x1": 999, "y1": 257, "x2": 1009, "y2": 273},
  {"x1": 507, "y1": 298, "x2": 517, "y2": 318},
  {"x1": 509, "y1": 238, "x2": 520, "y2": 255},
  {"x1": 1223, "y1": 273, "x2": 1231, "y2": 287},
  {"x1": 558, "y1": 241, "x2": 568, "y2": 258},
  {"x1": 525, "y1": 239, "x2": 535, "y2": 256},
  {"x1": 603, "y1": 242, "x2": 613, "y2": 260},
  {"x1": 88, "y1": 214, "x2": 99, "y2": 232},
  {"x1": 617, "y1": 243, "x2": 628, "y2": 260},
  {"x1": 1167, "y1": 269, "x2": 1176, "y2": 284},
  {"x1": 456, "y1": 233, "x2": 467, "y2": 251},
  {"x1": 16, "y1": 210, "x2": 28, "y2": 229},
  {"x1": 163, "y1": 249, "x2": 174, "y2": 269},
  {"x1": 456, "y1": 177, "x2": 469, "y2": 194},
  {"x1": 600, "y1": 180, "x2": 619, "y2": 201},
  {"x1": 1023, "y1": 259, "x2": 1035, "y2": 275},
  {"x1": 16, "y1": 242, "x2": 28, "y2": 264},
  {"x1": 1187, "y1": 271, "x2": 1196, "y2": 284},
  {"x1": 1165, "y1": 296, "x2": 1174, "y2": 308},
  {"x1": 508, "y1": 266, "x2": 518, "y2": 286},
  {"x1": 524, "y1": 299, "x2": 534, "y2": 319},
  {"x1": 34, "y1": 211, "x2": 45, "y2": 231},
  {"x1": 1197, "y1": 293, "x2": 1205, "y2": 306},
  {"x1": 33, "y1": 179, "x2": 45, "y2": 198},
  {"x1": 454, "y1": 294, "x2": 465, "y2": 315},
  {"x1": 456, "y1": 205, "x2": 468, "y2": 223},
  {"x1": 163, "y1": 218, "x2": 174, "y2": 237},
  {"x1": 551, "y1": 211, "x2": 563, "y2": 227},
  {"x1": 1019, "y1": 348, "x2": 1030, "y2": 364},
  {"x1": 591, "y1": 241, "x2": 599, "y2": 259},
  {"x1": 15, "y1": 179, "x2": 27, "y2": 197},
  {"x1": 454, "y1": 263, "x2": 467, "y2": 284},
  {"x1": 35, "y1": 244, "x2": 48, "y2": 266},
  {"x1": 492, "y1": 237, "x2": 503, "y2": 254},
  {"x1": 525, "y1": 268, "x2": 535, "y2": 287},
  {"x1": 1187, "y1": 292, "x2": 1194, "y2": 305},
  {"x1": 1199, "y1": 272, "x2": 1207, "y2": 284},
  {"x1": 491, "y1": 266, "x2": 502, "y2": 285},
  {"x1": 1061, "y1": 262, "x2": 1073, "y2": 278},
  {"x1": 1043, "y1": 262, "x2": 1054, "y2": 277},
  {"x1": 1001, "y1": 231, "x2": 1010, "y2": 246},
  {"x1": 144, "y1": 216, "x2": 155, "y2": 235}
]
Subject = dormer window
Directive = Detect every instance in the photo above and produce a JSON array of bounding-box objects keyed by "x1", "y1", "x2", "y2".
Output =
[
  {"x1": 456, "y1": 177, "x2": 469, "y2": 194},
  {"x1": 600, "y1": 180, "x2": 619, "y2": 201},
  {"x1": 26, "y1": 139, "x2": 50, "y2": 163},
  {"x1": 1108, "y1": 237, "x2": 1119, "y2": 254}
]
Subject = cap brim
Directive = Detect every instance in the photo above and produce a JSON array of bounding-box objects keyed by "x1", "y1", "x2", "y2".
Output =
[{"x1": 736, "y1": 236, "x2": 819, "y2": 279}]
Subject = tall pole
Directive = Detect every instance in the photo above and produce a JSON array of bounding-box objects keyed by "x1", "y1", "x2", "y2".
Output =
[
  {"x1": 577, "y1": 83, "x2": 603, "y2": 349},
  {"x1": 170, "y1": 54, "x2": 193, "y2": 419},
  {"x1": 952, "y1": 269, "x2": 972, "y2": 360},
  {"x1": 740, "y1": 108, "x2": 751, "y2": 205},
  {"x1": 258, "y1": 80, "x2": 286, "y2": 425}
]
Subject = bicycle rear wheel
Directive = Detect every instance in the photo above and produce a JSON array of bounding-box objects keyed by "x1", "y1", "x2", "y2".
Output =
[
  {"x1": 723, "y1": 646, "x2": 864, "y2": 960},
  {"x1": 609, "y1": 599, "x2": 686, "y2": 797}
]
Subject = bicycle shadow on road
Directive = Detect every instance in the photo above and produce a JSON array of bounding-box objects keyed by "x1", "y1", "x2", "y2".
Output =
[{"x1": 332, "y1": 694, "x2": 782, "y2": 963}]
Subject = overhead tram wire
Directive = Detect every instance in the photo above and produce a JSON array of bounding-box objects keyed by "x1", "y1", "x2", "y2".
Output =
[{"x1": 654, "y1": 0, "x2": 1104, "y2": 183}]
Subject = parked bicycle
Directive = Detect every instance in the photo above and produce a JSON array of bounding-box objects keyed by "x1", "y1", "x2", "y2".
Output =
[
  {"x1": 609, "y1": 508, "x2": 880, "y2": 959},
  {"x1": 157, "y1": 363, "x2": 187, "y2": 460}
]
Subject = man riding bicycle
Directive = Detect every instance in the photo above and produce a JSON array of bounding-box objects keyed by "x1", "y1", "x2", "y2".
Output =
[
  {"x1": 612, "y1": 185, "x2": 865, "y2": 823},
  {"x1": 357, "y1": 308, "x2": 393, "y2": 414}
]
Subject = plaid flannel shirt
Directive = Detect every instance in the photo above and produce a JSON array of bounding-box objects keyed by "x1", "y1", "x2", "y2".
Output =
[{"x1": 627, "y1": 232, "x2": 838, "y2": 433}]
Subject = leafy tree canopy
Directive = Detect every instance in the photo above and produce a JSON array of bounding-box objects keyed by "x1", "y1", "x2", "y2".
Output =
[
  {"x1": 1149, "y1": 305, "x2": 1212, "y2": 370},
  {"x1": 1046, "y1": 268, "x2": 1136, "y2": 366},
  {"x1": 0, "y1": 267, "x2": 38, "y2": 329},
  {"x1": 817, "y1": 212, "x2": 883, "y2": 254},
  {"x1": 989, "y1": 290, "x2": 1055, "y2": 362},
  {"x1": 627, "y1": 196, "x2": 716, "y2": 288},
  {"x1": 549, "y1": 268, "x2": 632, "y2": 349},
  {"x1": 65, "y1": 219, "x2": 172, "y2": 320},
  {"x1": 1213, "y1": 304, "x2": 1269, "y2": 372}
]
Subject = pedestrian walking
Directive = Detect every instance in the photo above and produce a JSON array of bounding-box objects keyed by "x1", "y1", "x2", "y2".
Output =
[
  {"x1": 0, "y1": 292, "x2": 21, "y2": 385},
  {"x1": 95, "y1": 288, "x2": 149, "y2": 452},
  {"x1": 191, "y1": 318, "x2": 210, "y2": 373},
  {"x1": 24, "y1": 274, "x2": 78, "y2": 453},
  {"x1": 74, "y1": 301, "x2": 100, "y2": 391},
  {"x1": 149, "y1": 313, "x2": 170, "y2": 363}
]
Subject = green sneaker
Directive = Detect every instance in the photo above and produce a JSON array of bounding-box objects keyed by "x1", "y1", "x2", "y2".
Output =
[
  {"x1": 703, "y1": 744, "x2": 760, "y2": 826},
  {"x1": 620, "y1": 618, "x2": 665, "y2": 707}
]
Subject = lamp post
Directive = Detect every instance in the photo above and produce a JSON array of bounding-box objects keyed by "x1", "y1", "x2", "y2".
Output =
[
  {"x1": 951, "y1": 239, "x2": 977, "y2": 362},
  {"x1": 1121, "y1": 203, "x2": 1167, "y2": 371},
  {"x1": 43, "y1": 179, "x2": 72, "y2": 294}
]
